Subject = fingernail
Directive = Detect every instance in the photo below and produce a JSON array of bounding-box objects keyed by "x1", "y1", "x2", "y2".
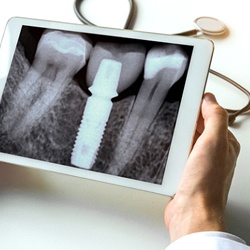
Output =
[{"x1": 204, "y1": 92, "x2": 217, "y2": 103}]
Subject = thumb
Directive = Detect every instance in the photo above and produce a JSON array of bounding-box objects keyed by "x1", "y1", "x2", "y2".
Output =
[{"x1": 202, "y1": 93, "x2": 228, "y2": 137}]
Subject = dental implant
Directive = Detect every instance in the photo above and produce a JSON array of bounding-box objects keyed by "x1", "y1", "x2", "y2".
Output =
[
  {"x1": 71, "y1": 41, "x2": 146, "y2": 169},
  {"x1": 71, "y1": 59, "x2": 122, "y2": 169}
]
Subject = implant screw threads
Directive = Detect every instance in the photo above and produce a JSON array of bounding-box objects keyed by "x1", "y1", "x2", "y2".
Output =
[{"x1": 71, "y1": 59, "x2": 122, "y2": 169}]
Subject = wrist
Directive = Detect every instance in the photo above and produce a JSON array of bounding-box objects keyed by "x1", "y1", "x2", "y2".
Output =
[{"x1": 165, "y1": 194, "x2": 227, "y2": 242}]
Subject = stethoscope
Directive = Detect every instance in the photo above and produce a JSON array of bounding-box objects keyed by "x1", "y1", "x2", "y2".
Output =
[{"x1": 73, "y1": 0, "x2": 250, "y2": 125}]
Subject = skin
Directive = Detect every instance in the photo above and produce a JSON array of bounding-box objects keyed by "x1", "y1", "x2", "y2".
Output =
[{"x1": 165, "y1": 92, "x2": 241, "y2": 242}]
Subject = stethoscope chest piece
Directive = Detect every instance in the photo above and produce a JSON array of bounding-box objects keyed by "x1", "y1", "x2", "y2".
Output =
[{"x1": 194, "y1": 16, "x2": 227, "y2": 36}]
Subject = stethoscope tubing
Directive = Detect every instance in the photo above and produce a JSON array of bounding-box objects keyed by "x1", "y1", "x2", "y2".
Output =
[
  {"x1": 209, "y1": 69, "x2": 250, "y2": 125},
  {"x1": 74, "y1": 0, "x2": 95, "y2": 26},
  {"x1": 74, "y1": 0, "x2": 135, "y2": 29}
]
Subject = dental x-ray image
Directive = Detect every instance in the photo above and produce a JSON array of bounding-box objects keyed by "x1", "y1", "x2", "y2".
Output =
[{"x1": 0, "y1": 26, "x2": 193, "y2": 184}]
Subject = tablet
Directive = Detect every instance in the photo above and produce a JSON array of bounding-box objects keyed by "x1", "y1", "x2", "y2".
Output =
[{"x1": 0, "y1": 17, "x2": 213, "y2": 196}]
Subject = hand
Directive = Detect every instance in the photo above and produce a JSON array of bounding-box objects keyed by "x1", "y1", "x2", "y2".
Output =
[{"x1": 165, "y1": 93, "x2": 240, "y2": 242}]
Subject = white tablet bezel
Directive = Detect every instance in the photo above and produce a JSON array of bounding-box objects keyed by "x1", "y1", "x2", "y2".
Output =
[{"x1": 0, "y1": 17, "x2": 214, "y2": 196}]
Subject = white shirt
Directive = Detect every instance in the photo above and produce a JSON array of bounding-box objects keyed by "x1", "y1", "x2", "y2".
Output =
[{"x1": 166, "y1": 232, "x2": 250, "y2": 250}]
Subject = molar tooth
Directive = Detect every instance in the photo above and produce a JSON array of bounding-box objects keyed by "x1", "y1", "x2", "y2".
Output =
[
  {"x1": 3, "y1": 29, "x2": 92, "y2": 138},
  {"x1": 107, "y1": 44, "x2": 188, "y2": 175},
  {"x1": 144, "y1": 47, "x2": 188, "y2": 81},
  {"x1": 33, "y1": 30, "x2": 92, "y2": 78},
  {"x1": 43, "y1": 31, "x2": 87, "y2": 56},
  {"x1": 70, "y1": 41, "x2": 146, "y2": 169}
]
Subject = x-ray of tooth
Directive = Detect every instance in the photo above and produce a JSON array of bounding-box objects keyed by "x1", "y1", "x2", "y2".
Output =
[
  {"x1": 106, "y1": 44, "x2": 189, "y2": 176},
  {"x1": 71, "y1": 41, "x2": 146, "y2": 169},
  {"x1": 0, "y1": 26, "x2": 192, "y2": 184},
  {"x1": 0, "y1": 29, "x2": 92, "y2": 139}
]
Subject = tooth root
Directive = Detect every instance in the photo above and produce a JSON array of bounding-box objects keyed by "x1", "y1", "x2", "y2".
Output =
[
  {"x1": 71, "y1": 59, "x2": 122, "y2": 169},
  {"x1": 107, "y1": 44, "x2": 188, "y2": 175},
  {"x1": 4, "y1": 30, "x2": 92, "y2": 138}
]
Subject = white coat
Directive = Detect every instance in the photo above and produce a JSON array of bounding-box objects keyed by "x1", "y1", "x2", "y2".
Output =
[{"x1": 166, "y1": 232, "x2": 249, "y2": 250}]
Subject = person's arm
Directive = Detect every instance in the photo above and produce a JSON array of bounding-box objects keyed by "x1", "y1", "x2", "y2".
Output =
[{"x1": 164, "y1": 93, "x2": 248, "y2": 249}]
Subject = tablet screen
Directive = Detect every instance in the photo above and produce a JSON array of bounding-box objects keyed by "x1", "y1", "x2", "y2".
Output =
[{"x1": 0, "y1": 18, "x2": 213, "y2": 195}]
